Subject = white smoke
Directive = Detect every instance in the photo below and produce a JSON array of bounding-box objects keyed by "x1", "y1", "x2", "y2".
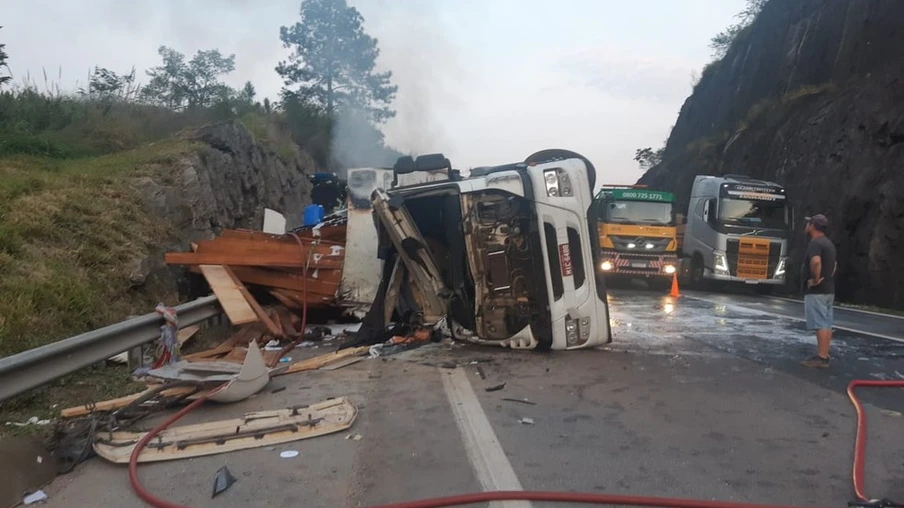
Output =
[{"x1": 341, "y1": 0, "x2": 465, "y2": 162}]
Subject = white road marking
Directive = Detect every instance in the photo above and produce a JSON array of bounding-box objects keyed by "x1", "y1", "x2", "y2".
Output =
[
  {"x1": 767, "y1": 295, "x2": 904, "y2": 321},
  {"x1": 685, "y1": 294, "x2": 904, "y2": 344},
  {"x1": 441, "y1": 368, "x2": 532, "y2": 508}
]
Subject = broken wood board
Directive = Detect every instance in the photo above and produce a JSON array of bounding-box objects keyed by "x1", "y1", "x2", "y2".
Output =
[
  {"x1": 229, "y1": 266, "x2": 341, "y2": 295},
  {"x1": 319, "y1": 356, "x2": 364, "y2": 371},
  {"x1": 199, "y1": 265, "x2": 257, "y2": 325},
  {"x1": 169, "y1": 237, "x2": 345, "y2": 270},
  {"x1": 277, "y1": 346, "x2": 369, "y2": 376},
  {"x1": 222, "y1": 266, "x2": 281, "y2": 337},
  {"x1": 93, "y1": 397, "x2": 357, "y2": 464},
  {"x1": 183, "y1": 323, "x2": 265, "y2": 362},
  {"x1": 60, "y1": 386, "x2": 203, "y2": 418},
  {"x1": 269, "y1": 288, "x2": 338, "y2": 309},
  {"x1": 178, "y1": 325, "x2": 202, "y2": 346}
]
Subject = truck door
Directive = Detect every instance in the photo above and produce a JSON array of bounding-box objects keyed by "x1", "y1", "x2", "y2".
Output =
[{"x1": 371, "y1": 189, "x2": 448, "y2": 323}]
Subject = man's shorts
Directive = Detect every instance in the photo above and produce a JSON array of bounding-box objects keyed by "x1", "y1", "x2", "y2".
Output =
[{"x1": 805, "y1": 293, "x2": 835, "y2": 330}]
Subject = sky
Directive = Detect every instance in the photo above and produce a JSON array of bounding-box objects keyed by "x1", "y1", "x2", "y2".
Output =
[{"x1": 3, "y1": 0, "x2": 745, "y2": 184}]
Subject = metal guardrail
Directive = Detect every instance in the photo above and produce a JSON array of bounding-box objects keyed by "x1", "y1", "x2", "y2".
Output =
[{"x1": 0, "y1": 295, "x2": 222, "y2": 402}]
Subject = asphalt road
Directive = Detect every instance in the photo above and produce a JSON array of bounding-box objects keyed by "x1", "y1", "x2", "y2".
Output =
[{"x1": 38, "y1": 289, "x2": 904, "y2": 508}]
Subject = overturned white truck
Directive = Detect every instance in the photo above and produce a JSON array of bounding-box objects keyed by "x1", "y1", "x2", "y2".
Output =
[{"x1": 344, "y1": 150, "x2": 612, "y2": 351}]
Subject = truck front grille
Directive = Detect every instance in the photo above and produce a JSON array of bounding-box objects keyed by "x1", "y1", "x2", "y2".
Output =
[{"x1": 726, "y1": 239, "x2": 781, "y2": 279}]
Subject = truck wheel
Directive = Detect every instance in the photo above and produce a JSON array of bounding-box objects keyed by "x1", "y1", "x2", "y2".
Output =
[{"x1": 690, "y1": 256, "x2": 705, "y2": 289}]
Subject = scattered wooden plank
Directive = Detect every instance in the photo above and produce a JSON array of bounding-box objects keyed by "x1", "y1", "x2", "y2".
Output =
[
  {"x1": 277, "y1": 346, "x2": 370, "y2": 376},
  {"x1": 177, "y1": 325, "x2": 201, "y2": 346},
  {"x1": 198, "y1": 265, "x2": 258, "y2": 325},
  {"x1": 319, "y1": 356, "x2": 364, "y2": 371},
  {"x1": 93, "y1": 397, "x2": 358, "y2": 464},
  {"x1": 196, "y1": 236, "x2": 345, "y2": 262},
  {"x1": 166, "y1": 251, "x2": 342, "y2": 270},
  {"x1": 60, "y1": 386, "x2": 199, "y2": 418},
  {"x1": 183, "y1": 323, "x2": 264, "y2": 361},
  {"x1": 222, "y1": 266, "x2": 282, "y2": 337},
  {"x1": 229, "y1": 266, "x2": 341, "y2": 295}
]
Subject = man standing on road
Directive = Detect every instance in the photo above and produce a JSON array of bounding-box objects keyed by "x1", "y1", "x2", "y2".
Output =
[{"x1": 801, "y1": 214, "x2": 837, "y2": 368}]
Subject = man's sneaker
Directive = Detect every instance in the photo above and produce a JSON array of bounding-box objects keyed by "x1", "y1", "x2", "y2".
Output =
[{"x1": 802, "y1": 355, "x2": 830, "y2": 368}]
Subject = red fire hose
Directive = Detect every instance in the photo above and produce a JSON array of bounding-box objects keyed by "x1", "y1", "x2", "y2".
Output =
[
  {"x1": 128, "y1": 379, "x2": 904, "y2": 508},
  {"x1": 846, "y1": 379, "x2": 904, "y2": 505}
]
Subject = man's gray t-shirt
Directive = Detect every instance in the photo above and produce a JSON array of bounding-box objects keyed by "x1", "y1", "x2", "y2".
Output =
[{"x1": 801, "y1": 236, "x2": 836, "y2": 295}]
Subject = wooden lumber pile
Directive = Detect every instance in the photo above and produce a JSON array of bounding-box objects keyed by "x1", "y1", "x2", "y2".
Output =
[{"x1": 165, "y1": 228, "x2": 346, "y2": 315}]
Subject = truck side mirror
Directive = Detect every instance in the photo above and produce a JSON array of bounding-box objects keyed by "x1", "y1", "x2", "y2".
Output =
[{"x1": 702, "y1": 200, "x2": 711, "y2": 223}]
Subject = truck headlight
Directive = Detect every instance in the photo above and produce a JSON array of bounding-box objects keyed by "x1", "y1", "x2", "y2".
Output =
[
  {"x1": 544, "y1": 169, "x2": 573, "y2": 197},
  {"x1": 565, "y1": 316, "x2": 590, "y2": 346},
  {"x1": 714, "y1": 250, "x2": 730, "y2": 275},
  {"x1": 774, "y1": 257, "x2": 786, "y2": 279},
  {"x1": 664, "y1": 264, "x2": 676, "y2": 274},
  {"x1": 559, "y1": 173, "x2": 573, "y2": 196},
  {"x1": 544, "y1": 170, "x2": 560, "y2": 197},
  {"x1": 601, "y1": 261, "x2": 613, "y2": 271}
]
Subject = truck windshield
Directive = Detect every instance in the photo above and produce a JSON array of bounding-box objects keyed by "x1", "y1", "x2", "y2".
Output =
[
  {"x1": 604, "y1": 200, "x2": 674, "y2": 226},
  {"x1": 719, "y1": 198, "x2": 789, "y2": 229}
]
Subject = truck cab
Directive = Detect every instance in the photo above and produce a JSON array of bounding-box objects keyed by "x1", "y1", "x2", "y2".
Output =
[
  {"x1": 364, "y1": 151, "x2": 612, "y2": 350},
  {"x1": 679, "y1": 174, "x2": 791, "y2": 293},
  {"x1": 594, "y1": 185, "x2": 679, "y2": 288}
]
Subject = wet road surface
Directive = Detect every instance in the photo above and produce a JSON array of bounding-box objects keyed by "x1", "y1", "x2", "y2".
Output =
[{"x1": 40, "y1": 289, "x2": 904, "y2": 508}]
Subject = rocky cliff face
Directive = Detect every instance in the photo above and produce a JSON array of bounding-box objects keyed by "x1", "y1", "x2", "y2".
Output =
[
  {"x1": 639, "y1": 0, "x2": 904, "y2": 308},
  {"x1": 131, "y1": 120, "x2": 315, "y2": 296}
]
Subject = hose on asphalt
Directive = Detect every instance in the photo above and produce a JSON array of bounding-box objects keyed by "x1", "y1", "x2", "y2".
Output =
[
  {"x1": 127, "y1": 379, "x2": 904, "y2": 508},
  {"x1": 846, "y1": 379, "x2": 904, "y2": 506}
]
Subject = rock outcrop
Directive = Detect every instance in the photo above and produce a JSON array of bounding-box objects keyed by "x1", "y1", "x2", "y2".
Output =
[
  {"x1": 132, "y1": 120, "x2": 315, "y2": 296},
  {"x1": 638, "y1": 0, "x2": 904, "y2": 308}
]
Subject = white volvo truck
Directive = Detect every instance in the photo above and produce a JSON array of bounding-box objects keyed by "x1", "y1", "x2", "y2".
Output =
[{"x1": 678, "y1": 174, "x2": 792, "y2": 294}]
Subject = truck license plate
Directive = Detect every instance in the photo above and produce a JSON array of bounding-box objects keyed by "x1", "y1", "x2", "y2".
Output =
[{"x1": 631, "y1": 262, "x2": 647, "y2": 268}]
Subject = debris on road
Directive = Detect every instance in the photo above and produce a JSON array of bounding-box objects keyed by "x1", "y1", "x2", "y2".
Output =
[
  {"x1": 93, "y1": 397, "x2": 357, "y2": 464},
  {"x1": 4, "y1": 416, "x2": 51, "y2": 427},
  {"x1": 22, "y1": 490, "x2": 48, "y2": 505},
  {"x1": 502, "y1": 397, "x2": 537, "y2": 406},
  {"x1": 518, "y1": 417, "x2": 535, "y2": 425},
  {"x1": 212, "y1": 466, "x2": 237, "y2": 498},
  {"x1": 279, "y1": 450, "x2": 299, "y2": 459},
  {"x1": 486, "y1": 383, "x2": 506, "y2": 392},
  {"x1": 145, "y1": 341, "x2": 271, "y2": 403},
  {"x1": 345, "y1": 433, "x2": 364, "y2": 441},
  {"x1": 166, "y1": 229, "x2": 346, "y2": 314},
  {"x1": 476, "y1": 365, "x2": 487, "y2": 380},
  {"x1": 319, "y1": 356, "x2": 364, "y2": 371}
]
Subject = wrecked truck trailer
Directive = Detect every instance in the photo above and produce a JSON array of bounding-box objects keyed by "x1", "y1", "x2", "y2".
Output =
[{"x1": 357, "y1": 150, "x2": 612, "y2": 351}]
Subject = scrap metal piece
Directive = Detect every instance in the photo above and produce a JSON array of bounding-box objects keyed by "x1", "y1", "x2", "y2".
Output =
[{"x1": 212, "y1": 466, "x2": 237, "y2": 498}]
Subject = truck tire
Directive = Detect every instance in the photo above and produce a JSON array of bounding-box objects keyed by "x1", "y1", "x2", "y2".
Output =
[{"x1": 690, "y1": 255, "x2": 705, "y2": 289}]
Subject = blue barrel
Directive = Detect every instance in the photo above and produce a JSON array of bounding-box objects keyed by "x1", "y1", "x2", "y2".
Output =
[{"x1": 303, "y1": 204, "x2": 325, "y2": 226}]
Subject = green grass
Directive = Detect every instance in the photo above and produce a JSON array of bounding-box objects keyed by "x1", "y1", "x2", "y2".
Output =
[
  {"x1": 0, "y1": 140, "x2": 198, "y2": 358},
  {"x1": 0, "y1": 364, "x2": 146, "y2": 438}
]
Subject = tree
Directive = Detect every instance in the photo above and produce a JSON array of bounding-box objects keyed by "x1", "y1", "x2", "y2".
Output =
[
  {"x1": 0, "y1": 26, "x2": 12, "y2": 87},
  {"x1": 634, "y1": 147, "x2": 665, "y2": 170},
  {"x1": 79, "y1": 66, "x2": 140, "y2": 101},
  {"x1": 710, "y1": 0, "x2": 769, "y2": 59},
  {"x1": 141, "y1": 46, "x2": 236, "y2": 110},
  {"x1": 276, "y1": 0, "x2": 397, "y2": 123}
]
